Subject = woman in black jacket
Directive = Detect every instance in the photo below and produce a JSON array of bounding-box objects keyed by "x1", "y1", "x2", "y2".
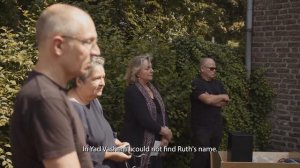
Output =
[{"x1": 119, "y1": 54, "x2": 172, "y2": 168}]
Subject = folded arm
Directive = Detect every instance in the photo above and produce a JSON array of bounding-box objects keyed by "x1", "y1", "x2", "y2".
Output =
[{"x1": 198, "y1": 92, "x2": 229, "y2": 107}]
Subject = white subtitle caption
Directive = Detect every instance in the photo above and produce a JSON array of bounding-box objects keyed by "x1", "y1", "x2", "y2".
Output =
[{"x1": 82, "y1": 145, "x2": 217, "y2": 153}]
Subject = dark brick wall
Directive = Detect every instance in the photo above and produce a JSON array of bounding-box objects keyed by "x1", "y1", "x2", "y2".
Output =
[{"x1": 252, "y1": 0, "x2": 300, "y2": 151}]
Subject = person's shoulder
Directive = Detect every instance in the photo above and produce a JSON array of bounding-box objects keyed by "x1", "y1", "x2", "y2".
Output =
[
  {"x1": 125, "y1": 84, "x2": 143, "y2": 99},
  {"x1": 19, "y1": 73, "x2": 68, "y2": 110},
  {"x1": 91, "y1": 98, "x2": 102, "y2": 108},
  {"x1": 192, "y1": 75, "x2": 203, "y2": 84},
  {"x1": 69, "y1": 100, "x2": 87, "y2": 118},
  {"x1": 70, "y1": 100, "x2": 83, "y2": 109},
  {"x1": 17, "y1": 71, "x2": 46, "y2": 100},
  {"x1": 125, "y1": 83, "x2": 138, "y2": 92},
  {"x1": 213, "y1": 79, "x2": 224, "y2": 85},
  {"x1": 33, "y1": 72, "x2": 67, "y2": 99}
]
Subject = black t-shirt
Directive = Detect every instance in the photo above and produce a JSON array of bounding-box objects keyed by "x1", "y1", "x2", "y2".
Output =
[
  {"x1": 10, "y1": 71, "x2": 93, "y2": 168},
  {"x1": 190, "y1": 75, "x2": 226, "y2": 128}
]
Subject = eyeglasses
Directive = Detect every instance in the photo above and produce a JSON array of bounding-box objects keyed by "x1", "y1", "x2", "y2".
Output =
[{"x1": 61, "y1": 35, "x2": 98, "y2": 50}]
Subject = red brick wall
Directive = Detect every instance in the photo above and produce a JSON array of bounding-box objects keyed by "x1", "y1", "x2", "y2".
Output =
[{"x1": 252, "y1": 0, "x2": 300, "y2": 151}]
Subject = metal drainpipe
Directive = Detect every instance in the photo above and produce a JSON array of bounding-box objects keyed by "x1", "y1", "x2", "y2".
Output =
[{"x1": 246, "y1": 0, "x2": 253, "y2": 79}]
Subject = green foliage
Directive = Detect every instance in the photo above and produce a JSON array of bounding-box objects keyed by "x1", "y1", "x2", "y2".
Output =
[
  {"x1": 167, "y1": 37, "x2": 251, "y2": 166},
  {"x1": 0, "y1": 28, "x2": 29, "y2": 168},
  {"x1": 0, "y1": 6, "x2": 38, "y2": 168},
  {"x1": 0, "y1": 1, "x2": 274, "y2": 168},
  {"x1": 101, "y1": 34, "x2": 274, "y2": 168},
  {"x1": 249, "y1": 69, "x2": 275, "y2": 150},
  {"x1": 0, "y1": 0, "x2": 20, "y2": 28}
]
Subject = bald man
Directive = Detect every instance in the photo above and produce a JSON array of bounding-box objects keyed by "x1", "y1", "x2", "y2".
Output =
[
  {"x1": 10, "y1": 4, "x2": 100, "y2": 168},
  {"x1": 190, "y1": 57, "x2": 229, "y2": 168}
]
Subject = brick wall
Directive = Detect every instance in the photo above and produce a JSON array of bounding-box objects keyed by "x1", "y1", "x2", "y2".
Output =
[{"x1": 252, "y1": 0, "x2": 300, "y2": 151}]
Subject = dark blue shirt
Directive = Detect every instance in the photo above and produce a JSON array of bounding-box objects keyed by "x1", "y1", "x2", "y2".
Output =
[{"x1": 71, "y1": 99, "x2": 116, "y2": 168}]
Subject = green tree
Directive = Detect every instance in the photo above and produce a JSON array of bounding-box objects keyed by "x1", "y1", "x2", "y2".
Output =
[
  {"x1": 0, "y1": 5, "x2": 39, "y2": 167},
  {"x1": 0, "y1": 1, "x2": 273, "y2": 168}
]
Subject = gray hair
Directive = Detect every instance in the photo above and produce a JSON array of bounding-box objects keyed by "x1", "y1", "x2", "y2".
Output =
[
  {"x1": 79, "y1": 56, "x2": 105, "y2": 82},
  {"x1": 125, "y1": 54, "x2": 152, "y2": 85},
  {"x1": 68, "y1": 57, "x2": 104, "y2": 89}
]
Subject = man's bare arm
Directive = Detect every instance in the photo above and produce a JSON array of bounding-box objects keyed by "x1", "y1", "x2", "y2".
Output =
[{"x1": 198, "y1": 92, "x2": 229, "y2": 107}]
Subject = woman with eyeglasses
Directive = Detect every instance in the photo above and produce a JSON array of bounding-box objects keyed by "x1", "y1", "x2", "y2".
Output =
[
  {"x1": 68, "y1": 57, "x2": 131, "y2": 168},
  {"x1": 119, "y1": 54, "x2": 173, "y2": 168}
]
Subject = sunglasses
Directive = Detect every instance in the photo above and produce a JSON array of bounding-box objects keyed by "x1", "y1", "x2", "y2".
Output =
[{"x1": 207, "y1": 67, "x2": 217, "y2": 71}]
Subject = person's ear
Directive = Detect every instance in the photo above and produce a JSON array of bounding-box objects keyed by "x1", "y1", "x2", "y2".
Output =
[
  {"x1": 76, "y1": 78, "x2": 83, "y2": 86},
  {"x1": 135, "y1": 73, "x2": 140, "y2": 79},
  {"x1": 199, "y1": 66, "x2": 203, "y2": 73},
  {"x1": 53, "y1": 35, "x2": 64, "y2": 56}
]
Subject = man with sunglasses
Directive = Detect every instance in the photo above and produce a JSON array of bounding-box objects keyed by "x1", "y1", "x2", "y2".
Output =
[
  {"x1": 190, "y1": 57, "x2": 230, "y2": 168},
  {"x1": 10, "y1": 3, "x2": 100, "y2": 168}
]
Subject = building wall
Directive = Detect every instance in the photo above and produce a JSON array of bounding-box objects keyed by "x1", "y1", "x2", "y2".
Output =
[{"x1": 252, "y1": 0, "x2": 300, "y2": 151}]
